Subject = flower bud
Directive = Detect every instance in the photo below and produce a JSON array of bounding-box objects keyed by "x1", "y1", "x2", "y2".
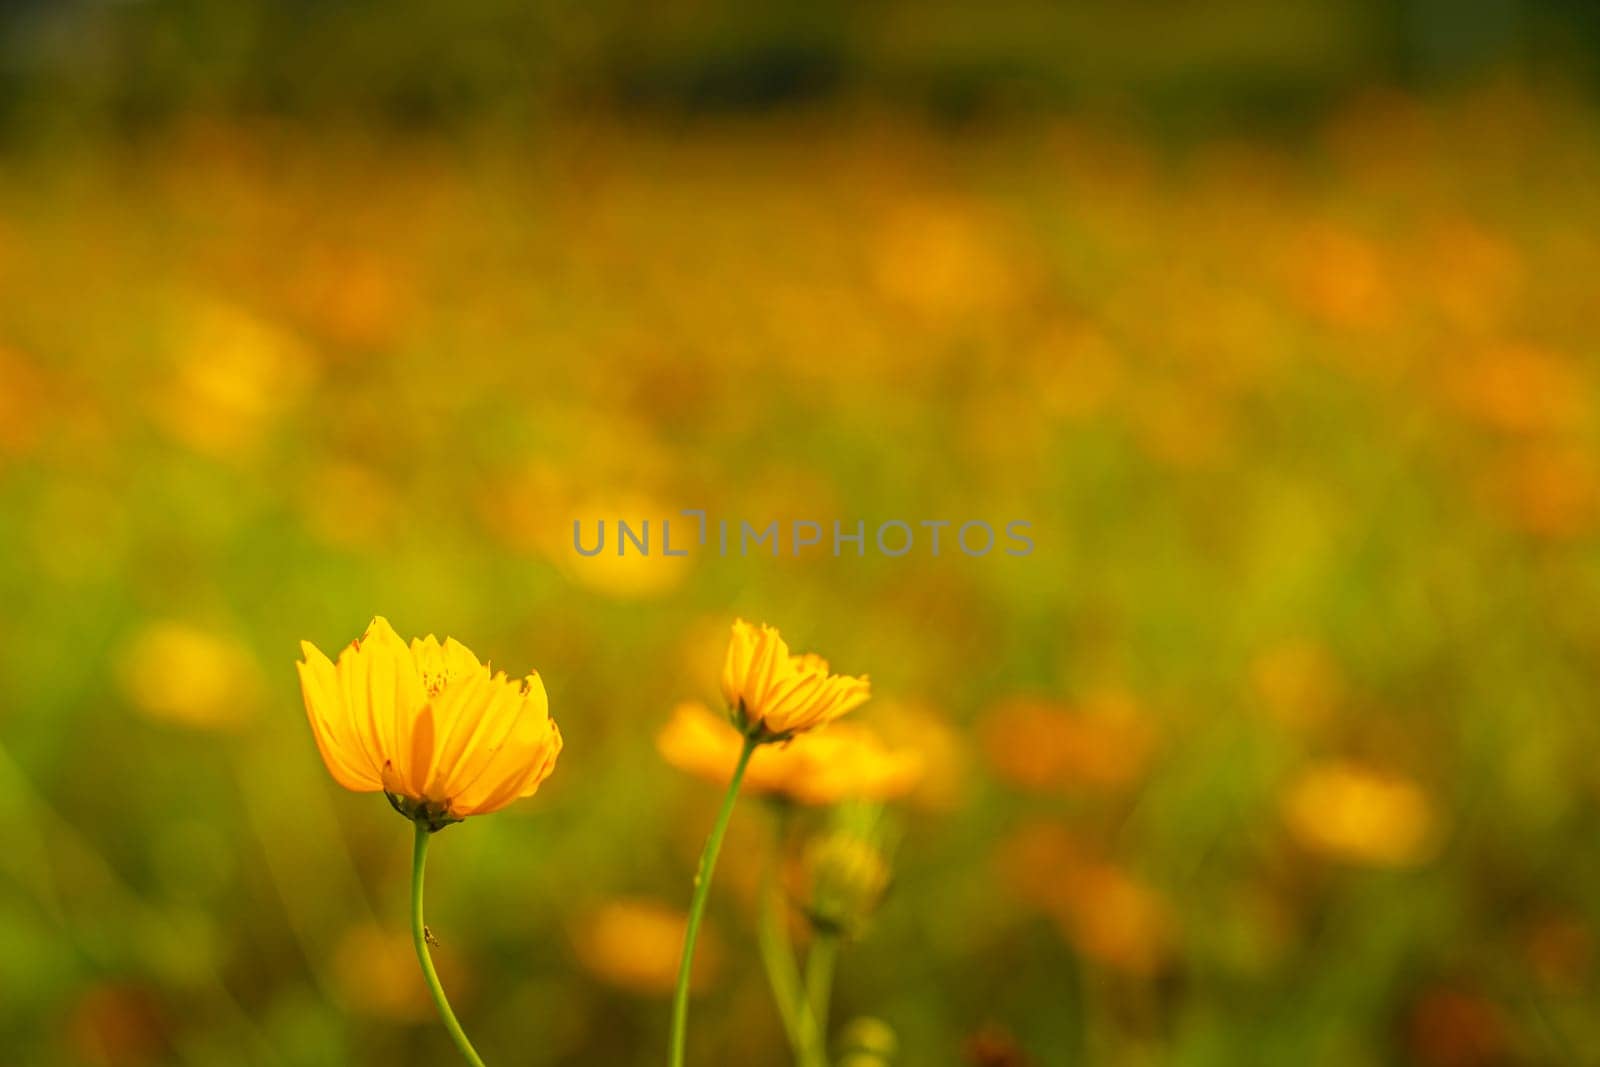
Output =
[
  {"x1": 801, "y1": 823, "x2": 893, "y2": 938},
  {"x1": 838, "y1": 1016, "x2": 899, "y2": 1065}
]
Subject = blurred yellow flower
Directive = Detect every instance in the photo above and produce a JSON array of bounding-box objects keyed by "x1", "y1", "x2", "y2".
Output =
[
  {"x1": 870, "y1": 197, "x2": 1024, "y2": 321},
  {"x1": 1282, "y1": 761, "x2": 1434, "y2": 867},
  {"x1": 117, "y1": 621, "x2": 262, "y2": 730},
  {"x1": 153, "y1": 299, "x2": 314, "y2": 457},
  {"x1": 869, "y1": 699, "x2": 968, "y2": 811},
  {"x1": 297, "y1": 616, "x2": 561, "y2": 828},
  {"x1": 332, "y1": 923, "x2": 437, "y2": 1020},
  {"x1": 658, "y1": 702, "x2": 922, "y2": 805},
  {"x1": 572, "y1": 899, "x2": 719, "y2": 996},
  {"x1": 721, "y1": 619, "x2": 870, "y2": 741},
  {"x1": 486, "y1": 478, "x2": 693, "y2": 600}
]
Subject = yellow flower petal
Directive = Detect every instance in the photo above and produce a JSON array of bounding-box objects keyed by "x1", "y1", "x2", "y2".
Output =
[
  {"x1": 453, "y1": 677, "x2": 559, "y2": 815},
  {"x1": 435, "y1": 671, "x2": 526, "y2": 801},
  {"x1": 422, "y1": 669, "x2": 497, "y2": 798},
  {"x1": 297, "y1": 642, "x2": 381, "y2": 791},
  {"x1": 351, "y1": 617, "x2": 426, "y2": 783}
]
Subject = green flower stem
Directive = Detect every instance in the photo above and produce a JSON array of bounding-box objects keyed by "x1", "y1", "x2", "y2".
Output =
[
  {"x1": 757, "y1": 807, "x2": 827, "y2": 1067},
  {"x1": 670, "y1": 733, "x2": 759, "y2": 1067},
  {"x1": 805, "y1": 930, "x2": 840, "y2": 1050},
  {"x1": 411, "y1": 822, "x2": 488, "y2": 1067}
]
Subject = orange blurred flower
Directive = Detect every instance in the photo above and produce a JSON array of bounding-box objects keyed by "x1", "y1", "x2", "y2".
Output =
[
  {"x1": 721, "y1": 619, "x2": 870, "y2": 741},
  {"x1": 1055, "y1": 859, "x2": 1172, "y2": 977},
  {"x1": 0, "y1": 345, "x2": 46, "y2": 461},
  {"x1": 332, "y1": 923, "x2": 437, "y2": 1020},
  {"x1": 658, "y1": 702, "x2": 921, "y2": 805},
  {"x1": 997, "y1": 821, "x2": 1172, "y2": 977},
  {"x1": 573, "y1": 899, "x2": 719, "y2": 996},
  {"x1": 1482, "y1": 443, "x2": 1600, "y2": 539},
  {"x1": 1285, "y1": 222, "x2": 1393, "y2": 334},
  {"x1": 287, "y1": 245, "x2": 409, "y2": 350},
  {"x1": 980, "y1": 693, "x2": 1157, "y2": 792},
  {"x1": 297, "y1": 616, "x2": 562, "y2": 828},
  {"x1": 1282, "y1": 760, "x2": 1434, "y2": 867},
  {"x1": 1446, "y1": 342, "x2": 1588, "y2": 436},
  {"x1": 870, "y1": 197, "x2": 1024, "y2": 322}
]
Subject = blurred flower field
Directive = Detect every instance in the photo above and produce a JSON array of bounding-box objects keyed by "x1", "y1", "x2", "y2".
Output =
[{"x1": 4, "y1": 81, "x2": 1600, "y2": 1065}]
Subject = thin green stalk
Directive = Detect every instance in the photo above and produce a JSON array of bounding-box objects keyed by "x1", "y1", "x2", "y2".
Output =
[
  {"x1": 804, "y1": 931, "x2": 840, "y2": 1050},
  {"x1": 411, "y1": 823, "x2": 488, "y2": 1067},
  {"x1": 669, "y1": 734, "x2": 759, "y2": 1067},
  {"x1": 757, "y1": 807, "x2": 826, "y2": 1067}
]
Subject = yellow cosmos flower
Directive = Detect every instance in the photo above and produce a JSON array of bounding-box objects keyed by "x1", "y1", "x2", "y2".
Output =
[
  {"x1": 297, "y1": 616, "x2": 562, "y2": 831},
  {"x1": 670, "y1": 619, "x2": 873, "y2": 1067},
  {"x1": 658, "y1": 702, "x2": 921, "y2": 805},
  {"x1": 720, "y1": 619, "x2": 870, "y2": 741}
]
